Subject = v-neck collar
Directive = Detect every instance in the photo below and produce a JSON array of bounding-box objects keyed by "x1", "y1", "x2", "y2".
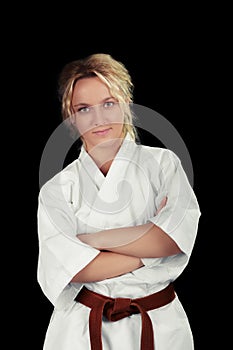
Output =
[{"x1": 79, "y1": 134, "x2": 137, "y2": 189}]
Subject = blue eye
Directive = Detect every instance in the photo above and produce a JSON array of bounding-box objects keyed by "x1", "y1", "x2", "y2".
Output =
[
  {"x1": 78, "y1": 106, "x2": 91, "y2": 113},
  {"x1": 103, "y1": 101, "x2": 115, "y2": 108}
]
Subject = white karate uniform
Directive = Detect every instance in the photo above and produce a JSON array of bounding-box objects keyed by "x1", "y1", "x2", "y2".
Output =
[{"x1": 37, "y1": 134, "x2": 201, "y2": 349}]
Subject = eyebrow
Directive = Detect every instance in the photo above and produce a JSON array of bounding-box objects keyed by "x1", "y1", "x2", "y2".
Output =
[{"x1": 73, "y1": 97, "x2": 116, "y2": 108}]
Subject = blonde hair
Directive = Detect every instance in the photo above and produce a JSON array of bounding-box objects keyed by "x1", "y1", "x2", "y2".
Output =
[{"x1": 58, "y1": 53, "x2": 137, "y2": 140}]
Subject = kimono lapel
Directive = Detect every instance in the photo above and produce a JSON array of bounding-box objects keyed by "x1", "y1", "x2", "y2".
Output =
[
  {"x1": 79, "y1": 146, "x2": 106, "y2": 190},
  {"x1": 76, "y1": 134, "x2": 139, "y2": 231},
  {"x1": 97, "y1": 135, "x2": 138, "y2": 203},
  {"x1": 78, "y1": 134, "x2": 137, "y2": 192}
]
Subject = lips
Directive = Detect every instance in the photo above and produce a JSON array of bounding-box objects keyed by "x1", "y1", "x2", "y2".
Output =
[{"x1": 93, "y1": 127, "x2": 112, "y2": 136}]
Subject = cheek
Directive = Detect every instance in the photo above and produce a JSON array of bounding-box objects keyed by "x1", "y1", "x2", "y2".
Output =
[
  {"x1": 74, "y1": 119, "x2": 92, "y2": 135},
  {"x1": 107, "y1": 109, "x2": 124, "y2": 124}
]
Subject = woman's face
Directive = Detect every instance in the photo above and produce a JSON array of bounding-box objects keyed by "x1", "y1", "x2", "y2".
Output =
[{"x1": 71, "y1": 77, "x2": 124, "y2": 152}]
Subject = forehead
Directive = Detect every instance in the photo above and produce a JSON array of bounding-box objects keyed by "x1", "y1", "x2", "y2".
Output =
[{"x1": 72, "y1": 76, "x2": 111, "y2": 104}]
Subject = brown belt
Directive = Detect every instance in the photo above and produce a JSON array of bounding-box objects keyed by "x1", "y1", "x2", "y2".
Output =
[{"x1": 75, "y1": 283, "x2": 175, "y2": 350}]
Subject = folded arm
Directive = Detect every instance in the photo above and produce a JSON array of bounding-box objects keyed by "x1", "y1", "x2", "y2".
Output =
[
  {"x1": 77, "y1": 222, "x2": 181, "y2": 258},
  {"x1": 71, "y1": 251, "x2": 143, "y2": 283},
  {"x1": 73, "y1": 197, "x2": 180, "y2": 283}
]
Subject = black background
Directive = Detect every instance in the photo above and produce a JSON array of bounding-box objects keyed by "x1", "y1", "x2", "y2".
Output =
[{"x1": 9, "y1": 7, "x2": 224, "y2": 349}]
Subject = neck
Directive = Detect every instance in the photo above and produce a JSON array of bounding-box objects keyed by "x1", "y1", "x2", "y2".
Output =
[{"x1": 87, "y1": 138, "x2": 124, "y2": 175}]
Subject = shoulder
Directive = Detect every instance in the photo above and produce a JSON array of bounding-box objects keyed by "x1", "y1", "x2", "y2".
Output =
[
  {"x1": 135, "y1": 143, "x2": 180, "y2": 168},
  {"x1": 39, "y1": 159, "x2": 80, "y2": 198}
]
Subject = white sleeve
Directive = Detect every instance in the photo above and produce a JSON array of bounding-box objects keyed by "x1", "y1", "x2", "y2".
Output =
[
  {"x1": 37, "y1": 175, "x2": 100, "y2": 309},
  {"x1": 142, "y1": 150, "x2": 201, "y2": 266}
]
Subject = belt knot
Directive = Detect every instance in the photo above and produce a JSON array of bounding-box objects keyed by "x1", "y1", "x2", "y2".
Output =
[{"x1": 104, "y1": 297, "x2": 137, "y2": 321}]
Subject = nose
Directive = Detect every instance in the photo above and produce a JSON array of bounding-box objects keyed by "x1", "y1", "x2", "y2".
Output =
[{"x1": 92, "y1": 104, "x2": 106, "y2": 126}]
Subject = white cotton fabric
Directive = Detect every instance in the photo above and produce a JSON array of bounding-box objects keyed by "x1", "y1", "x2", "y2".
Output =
[{"x1": 37, "y1": 134, "x2": 201, "y2": 349}]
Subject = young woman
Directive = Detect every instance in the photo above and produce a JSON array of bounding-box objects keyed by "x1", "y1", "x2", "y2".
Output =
[{"x1": 37, "y1": 53, "x2": 201, "y2": 349}]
